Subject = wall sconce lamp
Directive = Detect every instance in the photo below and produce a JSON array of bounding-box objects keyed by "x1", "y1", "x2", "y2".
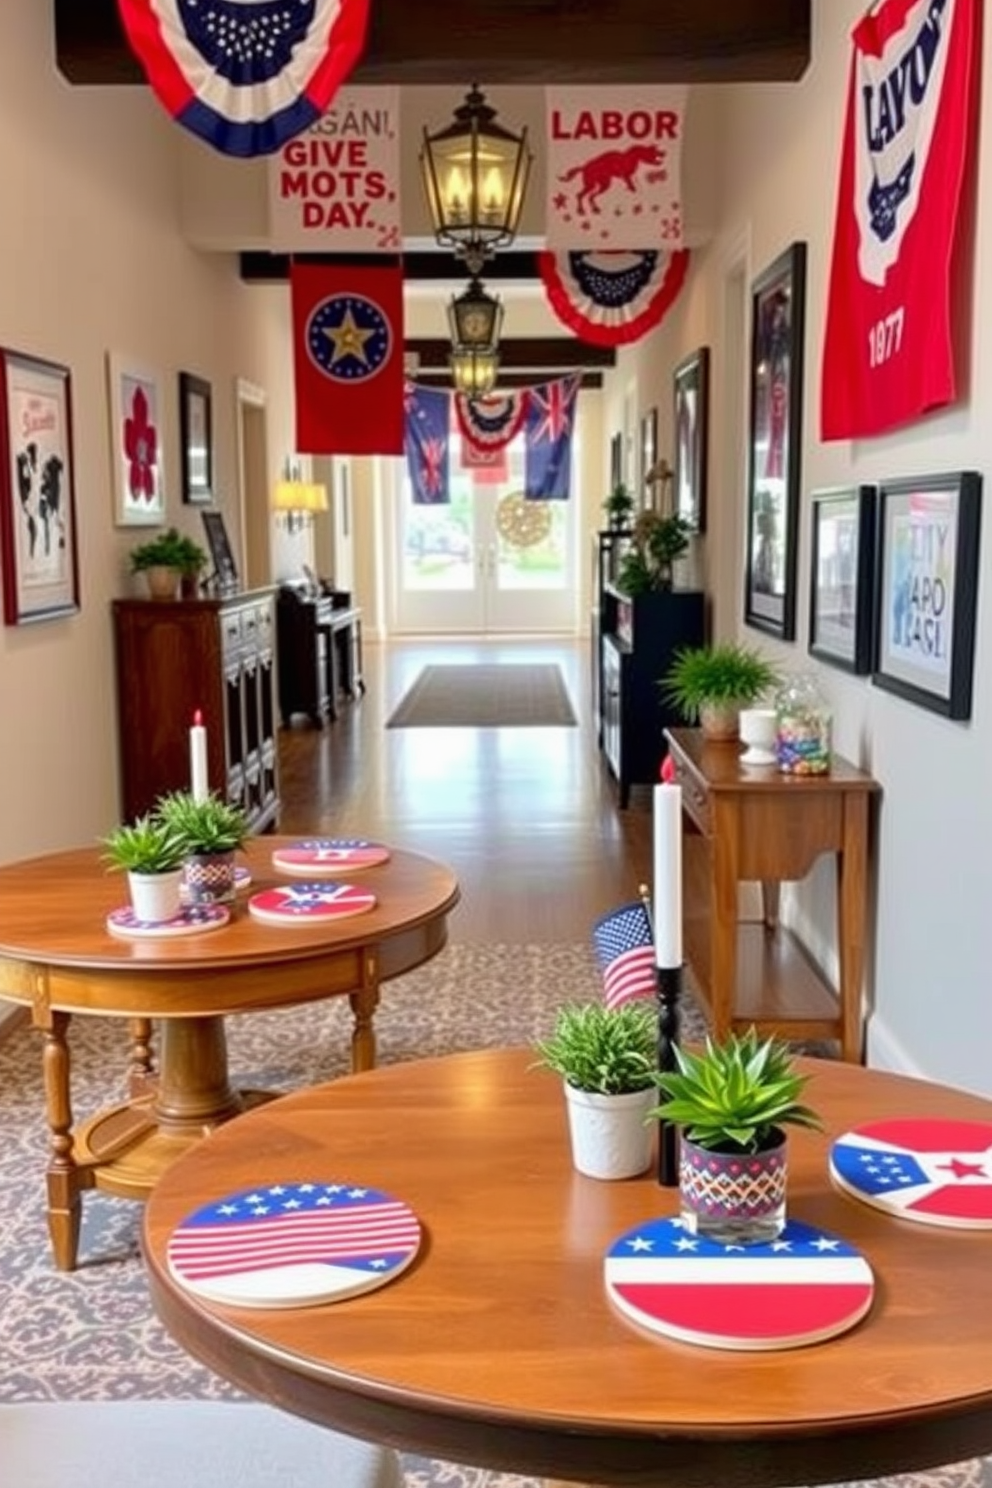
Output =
[{"x1": 271, "y1": 478, "x2": 329, "y2": 535}]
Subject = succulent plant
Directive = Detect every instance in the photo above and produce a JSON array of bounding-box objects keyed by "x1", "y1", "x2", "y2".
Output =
[
  {"x1": 101, "y1": 816, "x2": 187, "y2": 875},
  {"x1": 154, "y1": 790, "x2": 249, "y2": 854},
  {"x1": 533, "y1": 1002, "x2": 657, "y2": 1095}
]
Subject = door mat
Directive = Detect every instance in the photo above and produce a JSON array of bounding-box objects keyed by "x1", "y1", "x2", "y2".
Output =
[{"x1": 386, "y1": 664, "x2": 577, "y2": 728}]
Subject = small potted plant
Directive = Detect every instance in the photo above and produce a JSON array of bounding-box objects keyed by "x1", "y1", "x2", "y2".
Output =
[
  {"x1": 155, "y1": 790, "x2": 249, "y2": 905},
  {"x1": 533, "y1": 1002, "x2": 658, "y2": 1180},
  {"x1": 131, "y1": 528, "x2": 207, "y2": 601},
  {"x1": 101, "y1": 815, "x2": 187, "y2": 923},
  {"x1": 602, "y1": 482, "x2": 636, "y2": 531},
  {"x1": 661, "y1": 641, "x2": 780, "y2": 740},
  {"x1": 650, "y1": 1028, "x2": 821, "y2": 1244},
  {"x1": 616, "y1": 510, "x2": 692, "y2": 594}
]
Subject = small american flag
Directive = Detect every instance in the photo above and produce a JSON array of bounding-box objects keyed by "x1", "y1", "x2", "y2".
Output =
[{"x1": 592, "y1": 902, "x2": 656, "y2": 1010}]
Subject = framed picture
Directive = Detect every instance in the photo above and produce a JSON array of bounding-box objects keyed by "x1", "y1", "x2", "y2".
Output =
[
  {"x1": 872, "y1": 471, "x2": 982, "y2": 720},
  {"x1": 673, "y1": 346, "x2": 709, "y2": 532},
  {"x1": 744, "y1": 242, "x2": 807, "y2": 641},
  {"x1": 609, "y1": 432, "x2": 623, "y2": 492},
  {"x1": 107, "y1": 353, "x2": 166, "y2": 526},
  {"x1": 0, "y1": 350, "x2": 80, "y2": 626},
  {"x1": 201, "y1": 509, "x2": 239, "y2": 595},
  {"x1": 639, "y1": 407, "x2": 658, "y2": 505},
  {"x1": 179, "y1": 372, "x2": 213, "y2": 505},
  {"x1": 808, "y1": 486, "x2": 876, "y2": 674}
]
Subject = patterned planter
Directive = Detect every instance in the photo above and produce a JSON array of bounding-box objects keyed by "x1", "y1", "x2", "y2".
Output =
[
  {"x1": 679, "y1": 1130, "x2": 788, "y2": 1245},
  {"x1": 183, "y1": 850, "x2": 237, "y2": 906}
]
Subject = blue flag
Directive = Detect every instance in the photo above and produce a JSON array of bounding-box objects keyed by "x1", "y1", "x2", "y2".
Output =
[
  {"x1": 404, "y1": 384, "x2": 450, "y2": 504},
  {"x1": 524, "y1": 373, "x2": 580, "y2": 500}
]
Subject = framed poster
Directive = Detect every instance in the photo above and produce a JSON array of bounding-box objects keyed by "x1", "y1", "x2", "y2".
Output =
[
  {"x1": 201, "y1": 509, "x2": 239, "y2": 595},
  {"x1": 179, "y1": 372, "x2": 213, "y2": 505},
  {"x1": 0, "y1": 349, "x2": 80, "y2": 625},
  {"x1": 673, "y1": 346, "x2": 710, "y2": 532},
  {"x1": 808, "y1": 486, "x2": 876, "y2": 674},
  {"x1": 872, "y1": 471, "x2": 982, "y2": 720},
  {"x1": 744, "y1": 242, "x2": 807, "y2": 641},
  {"x1": 108, "y1": 353, "x2": 166, "y2": 526}
]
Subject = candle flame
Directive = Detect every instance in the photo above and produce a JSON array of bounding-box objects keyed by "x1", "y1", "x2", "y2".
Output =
[{"x1": 193, "y1": 709, "x2": 203, "y2": 726}]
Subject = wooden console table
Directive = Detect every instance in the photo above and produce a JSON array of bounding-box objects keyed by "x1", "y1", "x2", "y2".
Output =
[{"x1": 664, "y1": 728, "x2": 879, "y2": 1062}]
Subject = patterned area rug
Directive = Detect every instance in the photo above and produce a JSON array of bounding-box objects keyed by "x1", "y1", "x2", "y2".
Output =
[
  {"x1": 0, "y1": 944, "x2": 987, "y2": 1488},
  {"x1": 385, "y1": 664, "x2": 577, "y2": 728}
]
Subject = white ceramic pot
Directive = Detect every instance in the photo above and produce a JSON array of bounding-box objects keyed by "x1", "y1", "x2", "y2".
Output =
[
  {"x1": 127, "y1": 868, "x2": 183, "y2": 924},
  {"x1": 739, "y1": 707, "x2": 778, "y2": 766},
  {"x1": 564, "y1": 1083, "x2": 656, "y2": 1180}
]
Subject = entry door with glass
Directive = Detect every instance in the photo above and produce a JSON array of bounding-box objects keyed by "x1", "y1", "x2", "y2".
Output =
[{"x1": 394, "y1": 428, "x2": 577, "y2": 634}]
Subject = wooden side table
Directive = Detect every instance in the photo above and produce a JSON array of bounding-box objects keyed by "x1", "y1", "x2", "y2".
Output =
[{"x1": 664, "y1": 728, "x2": 880, "y2": 1062}]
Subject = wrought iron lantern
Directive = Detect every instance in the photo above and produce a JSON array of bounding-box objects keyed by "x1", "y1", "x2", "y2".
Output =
[
  {"x1": 447, "y1": 278, "x2": 504, "y2": 352},
  {"x1": 449, "y1": 344, "x2": 500, "y2": 400},
  {"x1": 420, "y1": 85, "x2": 532, "y2": 275}
]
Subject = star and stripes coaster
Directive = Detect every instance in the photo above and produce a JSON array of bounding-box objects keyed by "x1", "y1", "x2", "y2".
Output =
[
  {"x1": 272, "y1": 839, "x2": 391, "y2": 875},
  {"x1": 248, "y1": 881, "x2": 376, "y2": 926},
  {"x1": 604, "y1": 1217, "x2": 874, "y2": 1352},
  {"x1": 167, "y1": 1181, "x2": 422, "y2": 1309},
  {"x1": 106, "y1": 904, "x2": 230, "y2": 940},
  {"x1": 830, "y1": 1119, "x2": 992, "y2": 1229}
]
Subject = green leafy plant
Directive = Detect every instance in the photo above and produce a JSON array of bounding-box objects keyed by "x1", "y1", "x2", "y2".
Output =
[
  {"x1": 101, "y1": 816, "x2": 187, "y2": 875},
  {"x1": 603, "y1": 482, "x2": 636, "y2": 528},
  {"x1": 661, "y1": 642, "x2": 780, "y2": 721},
  {"x1": 616, "y1": 511, "x2": 692, "y2": 594},
  {"x1": 649, "y1": 1028, "x2": 821, "y2": 1153},
  {"x1": 130, "y1": 527, "x2": 208, "y2": 576},
  {"x1": 154, "y1": 790, "x2": 249, "y2": 854},
  {"x1": 532, "y1": 1002, "x2": 657, "y2": 1095}
]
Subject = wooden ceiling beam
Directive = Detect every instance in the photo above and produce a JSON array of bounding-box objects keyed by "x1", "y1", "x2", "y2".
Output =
[
  {"x1": 407, "y1": 338, "x2": 614, "y2": 370},
  {"x1": 413, "y1": 370, "x2": 604, "y2": 390},
  {"x1": 54, "y1": 0, "x2": 810, "y2": 86},
  {"x1": 239, "y1": 252, "x2": 545, "y2": 284}
]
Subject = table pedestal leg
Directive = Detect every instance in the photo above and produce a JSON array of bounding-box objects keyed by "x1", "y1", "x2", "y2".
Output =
[
  {"x1": 42, "y1": 1010, "x2": 84, "y2": 1272},
  {"x1": 152, "y1": 1017, "x2": 243, "y2": 1131}
]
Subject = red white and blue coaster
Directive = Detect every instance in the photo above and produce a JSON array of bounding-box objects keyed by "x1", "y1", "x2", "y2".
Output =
[
  {"x1": 248, "y1": 882, "x2": 376, "y2": 926},
  {"x1": 167, "y1": 1181, "x2": 421, "y2": 1309},
  {"x1": 180, "y1": 864, "x2": 252, "y2": 905},
  {"x1": 106, "y1": 904, "x2": 230, "y2": 940},
  {"x1": 830, "y1": 1119, "x2": 992, "y2": 1230},
  {"x1": 604, "y1": 1217, "x2": 874, "y2": 1352},
  {"x1": 272, "y1": 839, "x2": 391, "y2": 875}
]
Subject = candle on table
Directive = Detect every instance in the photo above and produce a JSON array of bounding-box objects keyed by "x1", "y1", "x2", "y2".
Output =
[
  {"x1": 653, "y1": 782, "x2": 682, "y2": 969},
  {"x1": 190, "y1": 709, "x2": 209, "y2": 803}
]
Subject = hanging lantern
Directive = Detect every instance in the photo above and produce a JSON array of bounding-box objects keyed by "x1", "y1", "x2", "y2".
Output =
[
  {"x1": 420, "y1": 86, "x2": 532, "y2": 275},
  {"x1": 447, "y1": 278, "x2": 504, "y2": 351},
  {"x1": 450, "y1": 345, "x2": 500, "y2": 400}
]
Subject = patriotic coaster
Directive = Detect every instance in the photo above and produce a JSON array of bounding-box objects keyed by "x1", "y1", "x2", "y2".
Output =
[
  {"x1": 830, "y1": 1119, "x2": 992, "y2": 1229},
  {"x1": 167, "y1": 1181, "x2": 421, "y2": 1309},
  {"x1": 106, "y1": 904, "x2": 230, "y2": 940},
  {"x1": 272, "y1": 839, "x2": 391, "y2": 875},
  {"x1": 604, "y1": 1217, "x2": 874, "y2": 1352},
  {"x1": 248, "y1": 882, "x2": 376, "y2": 926},
  {"x1": 180, "y1": 864, "x2": 252, "y2": 905}
]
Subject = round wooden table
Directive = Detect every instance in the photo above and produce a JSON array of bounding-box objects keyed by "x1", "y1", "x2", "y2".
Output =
[
  {"x1": 143, "y1": 1047, "x2": 992, "y2": 1488},
  {"x1": 0, "y1": 839, "x2": 459, "y2": 1271}
]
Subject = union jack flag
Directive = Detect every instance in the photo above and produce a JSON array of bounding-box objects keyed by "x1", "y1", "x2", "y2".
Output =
[
  {"x1": 404, "y1": 383, "x2": 450, "y2": 504},
  {"x1": 524, "y1": 373, "x2": 581, "y2": 500},
  {"x1": 592, "y1": 901, "x2": 656, "y2": 1010}
]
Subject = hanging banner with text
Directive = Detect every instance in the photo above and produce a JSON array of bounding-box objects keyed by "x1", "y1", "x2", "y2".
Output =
[
  {"x1": 820, "y1": 0, "x2": 978, "y2": 440},
  {"x1": 545, "y1": 87, "x2": 686, "y2": 250},
  {"x1": 268, "y1": 86, "x2": 401, "y2": 250}
]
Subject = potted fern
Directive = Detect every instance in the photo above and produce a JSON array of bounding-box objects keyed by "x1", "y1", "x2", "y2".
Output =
[
  {"x1": 650, "y1": 1028, "x2": 821, "y2": 1244},
  {"x1": 155, "y1": 790, "x2": 249, "y2": 905},
  {"x1": 661, "y1": 642, "x2": 780, "y2": 740},
  {"x1": 101, "y1": 815, "x2": 187, "y2": 923},
  {"x1": 130, "y1": 528, "x2": 208, "y2": 601},
  {"x1": 602, "y1": 482, "x2": 636, "y2": 531},
  {"x1": 533, "y1": 1002, "x2": 658, "y2": 1180}
]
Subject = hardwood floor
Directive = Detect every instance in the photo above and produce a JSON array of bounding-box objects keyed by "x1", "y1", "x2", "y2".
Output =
[{"x1": 277, "y1": 637, "x2": 655, "y2": 943}]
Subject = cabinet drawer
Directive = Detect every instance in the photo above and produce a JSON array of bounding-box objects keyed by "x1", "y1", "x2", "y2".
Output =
[
  {"x1": 221, "y1": 610, "x2": 242, "y2": 654},
  {"x1": 668, "y1": 752, "x2": 711, "y2": 836}
]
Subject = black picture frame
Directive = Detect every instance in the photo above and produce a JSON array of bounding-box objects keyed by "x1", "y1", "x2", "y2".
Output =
[
  {"x1": 673, "y1": 346, "x2": 709, "y2": 532},
  {"x1": 201, "y1": 509, "x2": 239, "y2": 595},
  {"x1": 808, "y1": 486, "x2": 876, "y2": 674},
  {"x1": 744, "y1": 242, "x2": 807, "y2": 641},
  {"x1": 0, "y1": 348, "x2": 80, "y2": 625},
  {"x1": 179, "y1": 371, "x2": 213, "y2": 505},
  {"x1": 609, "y1": 432, "x2": 623, "y2": 492},
  {"x1": 639, "y1": 407, "x2": 658, "y2": 508},
  {"x1": 871, "y1": 470, "x2": 982, "y2": 720}
]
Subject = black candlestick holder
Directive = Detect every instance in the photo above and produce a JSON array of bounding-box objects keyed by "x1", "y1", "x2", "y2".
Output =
[{"x1": 656, "y1": 963, "x2": 682, "y2": 1186}]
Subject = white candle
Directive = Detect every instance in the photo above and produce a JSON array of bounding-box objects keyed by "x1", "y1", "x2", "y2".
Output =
[
  {"x1": 190, "y1": 709, "x2": 209, "y2": 803},
  {"x1": 653, "y1": 783, "x2": 682, "y2": 969}
]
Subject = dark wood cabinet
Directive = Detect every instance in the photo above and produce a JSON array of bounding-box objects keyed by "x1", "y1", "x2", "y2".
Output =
[
  {"x1": 593, "y1": 533, "x2": 705, "y2": 806},
  {"x1": 276, "y1": 590, "x2": 365, "y2": 728},
  {"x1": 112, "y1": 590, "x2": 279, "y2": 833}
]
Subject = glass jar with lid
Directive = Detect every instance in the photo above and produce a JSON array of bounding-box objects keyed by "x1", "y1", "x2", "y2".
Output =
[{"x1": 775, "y1": 675, "x2": 832, "y2": 775}]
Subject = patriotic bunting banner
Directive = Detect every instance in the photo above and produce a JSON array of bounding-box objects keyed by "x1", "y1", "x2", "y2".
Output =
[
  {"x1": 268, "y1": 86, "x2": 401, "y2": 250},
  {"x1": 545, "y1": 87, "x2": 686, "y2": 250},
  {"x1": 116, "y1": 0, "x2": 371, "y2": 158},
  {"x1": 524, "y1": 375, "x2": 581, "y2": 500},
  {"x1": 460, "y1": 439, "x2": 508, "y2": 484},
  {"x1": 404, "y1": 384, "x2": 450, "y2": 504},
  {"x1": 539, "y1": 249, "x2": 690, "y2": 347},
  {"x1": 821, "y1": 0, "x2": 978, "y2": 439},
  {"x1": 454, "y1": 391, "x2": 527, "y2": 453},
  {"x1": 290, "y1": 260, "x2": 404, "y2": 455}
]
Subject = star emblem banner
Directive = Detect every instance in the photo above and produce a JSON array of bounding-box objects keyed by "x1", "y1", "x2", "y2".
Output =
[
  {"x1": 116, "y1": 0, "x2": 371, "y2": 158},
  {"x1": 290, "y1": 260, "x2": 404, "y2": 455}
]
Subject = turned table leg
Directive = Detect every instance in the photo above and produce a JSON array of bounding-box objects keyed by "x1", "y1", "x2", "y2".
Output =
[
  {"x1": 349, "y1": 949, "x2": 380, "y2": 1073},
  {"x1": 42, "y1": 1010, "x2": 84, "y2": 1272},
  {"x1": 127, "y1": 1016, "x2": 156, "y2": 1096}
]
